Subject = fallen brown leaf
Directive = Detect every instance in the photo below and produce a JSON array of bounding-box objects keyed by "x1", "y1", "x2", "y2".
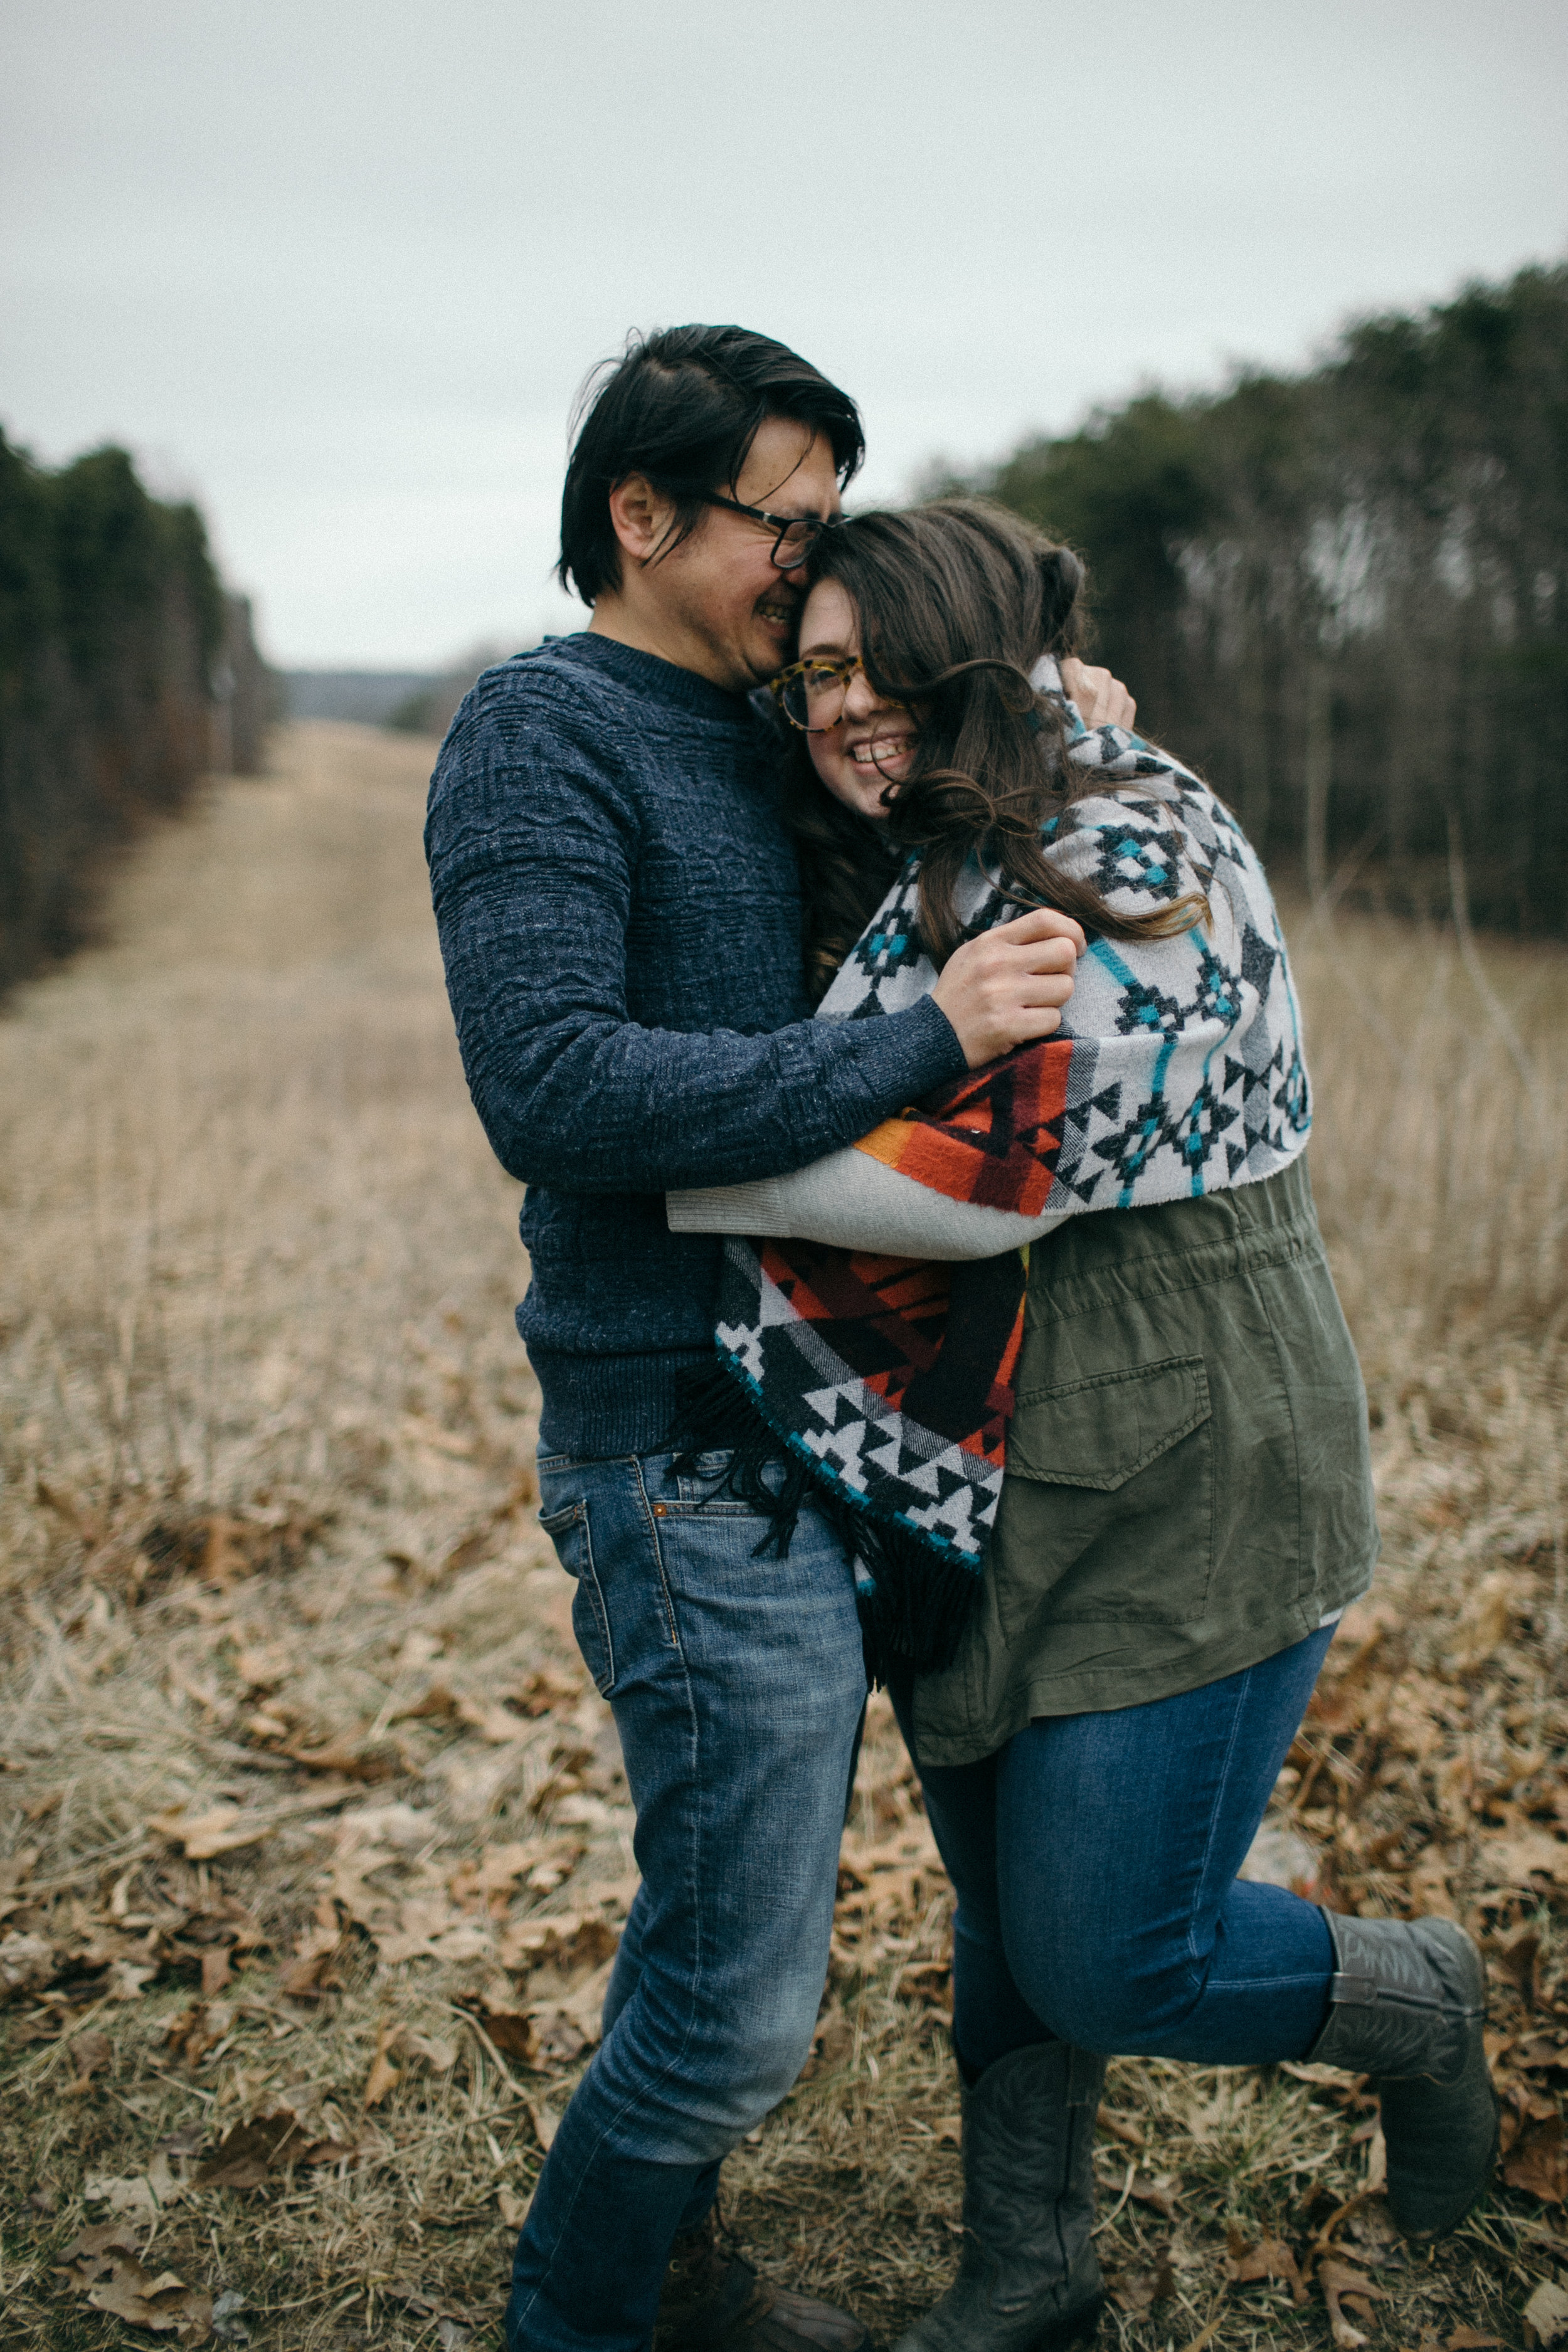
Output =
[
  {"x1": 1481, "y1": 1828, "x2": 1568, "y2": 1892},
  {"x1": 196, "y1": 2110, "x2": 306, "y2": 2189},
  {"x1": 1318, "y1": 2255, "x2": 1391, "y2": 2349},
  {"x1": 58, "y1": 2219, "x2": 142, "y2": 2263},
  {"x1": 472, "y1": 2001, "x2": 540, "y2": 2065},
  {"x1": 108, "y1": 1957, "x2": 157, "y2": 2000},
  {"x1": 363, "y1": 2020, "x2": 403, "y2": 2107},
  {"x1": 85, "y1": 2258, "x2": 212, "y2": 2343},
  {"x1": 1226, "y1": 2228, "x2": 1309, "y2": 2305},
  {"x1": 501, "y1": 1912, "x2": 618, "y2": 1978},
  {"x1": 64, "y1": 2027, "x2": 114, "y2": 2092},
  {"x1": 283, "y1": 1734, "x2": 398, "y2": 1781},
  {"x1": 277, "y1": 1919, "x2": 341, "y2": 1998},
  {"x1": 406, "y1": 2030, "x2": 457, "y2": 2072},
  {"x1": 508, "y1": 1666, "x2": 586, "y2": 1717},
  {"x1": 1505, "y1": 2116, "x2": 1568, "y2": 2205},
  {"x1": 199, "y1": 1946, "x2": 233, "y2": 1998},
  {"x1": 149, "y1": 1783, "x2": 359, "y2": 1858},
  {"x1": 390, "y1": 1681, "x2": 462, "y2": 1725},
  {"x1": 1497, "y1": 1928, "x2": 1544, "y2": 2009},
  {"x1": 1108, "y1": 2259, "x2": 1174, "y2": 2314},
  {"x1": 148, "y1": 1806, "x2": 278, "y2": 1860},
  {"x1": 83, "y1": 2173, "x2": 161, "y2": 2222},
  {"x1": 166, "y1": 2000, "x2": 232, "y2": 2066},
  {"x1": 1525, "y1": 2280, "x2": 1568, "y2": 2348}
]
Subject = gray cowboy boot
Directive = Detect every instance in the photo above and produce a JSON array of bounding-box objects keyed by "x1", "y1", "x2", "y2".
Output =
[
  {"x1": 893, "y1": 2040, "x2": 1106, "y2": 2352},
  {"x1": 1306, "y1": 1909, "x2": 1500, "y2": 2240}
]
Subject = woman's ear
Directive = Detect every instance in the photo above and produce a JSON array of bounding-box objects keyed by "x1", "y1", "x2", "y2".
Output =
[{"x1": 1038, "y1": 546, "x2": 1085, "y2": 650}]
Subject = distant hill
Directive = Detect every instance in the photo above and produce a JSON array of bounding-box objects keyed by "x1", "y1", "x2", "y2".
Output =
[
  {"x1": 283, "y1": 670, "x2": 440, "y2": 725},
  {"x1": 285, "y1": 643, "x2": 538, "y2": 736}
]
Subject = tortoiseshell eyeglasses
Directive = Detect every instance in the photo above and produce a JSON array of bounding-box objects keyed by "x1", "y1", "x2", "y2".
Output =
[{"x1": 770, "y1": 655, "x2": 911, "y2": 733}]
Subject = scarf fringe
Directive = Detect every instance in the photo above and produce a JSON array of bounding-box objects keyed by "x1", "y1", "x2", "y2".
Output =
[{"x1": 673, "y1": 1359, "x2": 980, "y2": 1680}]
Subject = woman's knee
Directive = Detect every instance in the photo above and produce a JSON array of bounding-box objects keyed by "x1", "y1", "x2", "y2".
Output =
[{"x1": 1006, "y1": 1930, "x2": 1204, "y2": 2055}]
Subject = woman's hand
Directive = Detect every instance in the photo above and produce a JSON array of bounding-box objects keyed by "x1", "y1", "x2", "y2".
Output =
[
  {"x1": 931, "y1": 908, "x2": 1084, "y2": 1068},
  {"x1": 1061, "y1": 657, "x2": 1136, "y2": 733}
]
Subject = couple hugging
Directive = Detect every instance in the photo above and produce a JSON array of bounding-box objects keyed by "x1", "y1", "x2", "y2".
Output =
[{"x1": 425, "y1": 325, "x2": 1497, "y2": 2352}]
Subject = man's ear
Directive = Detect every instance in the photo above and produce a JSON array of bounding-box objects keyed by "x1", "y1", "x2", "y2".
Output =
[{"x1": 607, "y1": 473, "x2": 677, "y2": 570}]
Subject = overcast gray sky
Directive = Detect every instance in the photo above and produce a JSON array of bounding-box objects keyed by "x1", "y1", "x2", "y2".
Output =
[{"x1": 4, "y1": 0, "x2": 1565, "y2": 667}]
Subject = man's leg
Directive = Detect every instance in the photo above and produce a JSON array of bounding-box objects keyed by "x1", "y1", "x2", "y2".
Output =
[{"x1": 507, "y1": 1449, "x2": 867, "y2": 2352}]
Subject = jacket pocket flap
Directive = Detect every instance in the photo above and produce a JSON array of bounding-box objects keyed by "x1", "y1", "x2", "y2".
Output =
[{"x1": 1008, "y1": 1355, "x2": 1210, "y2": 1491}]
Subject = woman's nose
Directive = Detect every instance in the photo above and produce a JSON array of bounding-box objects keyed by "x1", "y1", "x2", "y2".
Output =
[{"x1": 842, "y1": 667, "x2": 890, "y2": 718}]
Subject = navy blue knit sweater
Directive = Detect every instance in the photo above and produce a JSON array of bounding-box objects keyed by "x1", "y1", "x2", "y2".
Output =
[{"x1": 424, "y1": 632, "x2": 967, "y2": 1458}]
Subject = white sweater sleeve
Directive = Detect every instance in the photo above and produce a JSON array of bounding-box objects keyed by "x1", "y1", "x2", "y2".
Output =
[{"x1": 667, "y1": 1145, "x2": 1066, "y2": 1261}]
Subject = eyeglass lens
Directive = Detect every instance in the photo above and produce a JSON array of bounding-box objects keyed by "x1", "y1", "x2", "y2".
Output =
[
  {"x1": 771, "y1": 519, "x2": 817, "y2": 569},
  {"x1": 780, "y1": 664, "x2": 852, "y2": 729}
]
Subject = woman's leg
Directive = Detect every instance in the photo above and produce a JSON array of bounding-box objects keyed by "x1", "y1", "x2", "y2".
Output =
[
  {"x1": 993, "y1": 1626, "x2": 1335, "y2": 2064},
  {"x1": 884, "y1": 1677, "x2": 1053, "y2": 2079},
  {"x1": 885, "y1": 1675, "x2": 1104, "y2": 2352}
]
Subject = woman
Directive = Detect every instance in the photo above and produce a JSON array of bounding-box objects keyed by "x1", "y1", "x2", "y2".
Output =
[{"x1": 669, "y1": 501, "x2": 1497, "y2": 2352}]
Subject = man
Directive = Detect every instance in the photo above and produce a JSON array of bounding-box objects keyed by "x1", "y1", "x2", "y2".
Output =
[{"x1": 425, "y1": 324, "x2": 1079, "y2": 2352}]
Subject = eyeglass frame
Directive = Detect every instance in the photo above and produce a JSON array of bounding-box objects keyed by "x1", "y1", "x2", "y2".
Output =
[
  {"x1": 701, "y1": 494, "x2": 841, "y2": 571},
  {"x1": 770, "y1": 654, "x2": 912, "y2": 734}
]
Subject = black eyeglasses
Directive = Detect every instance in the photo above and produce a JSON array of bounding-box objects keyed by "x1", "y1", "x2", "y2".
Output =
[{"x1": 702, "y1": 494, "x2": 840, "y2": 571}]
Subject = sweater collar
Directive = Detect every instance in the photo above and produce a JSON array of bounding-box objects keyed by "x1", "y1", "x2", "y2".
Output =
[{"x1": 544, "y1": 630, "x2": 761, "y2": 725}]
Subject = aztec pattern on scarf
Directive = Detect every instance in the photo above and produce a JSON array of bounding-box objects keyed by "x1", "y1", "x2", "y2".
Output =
[{"x1": 687, "y1": 707, "x2": 1312, "y2": 1675}]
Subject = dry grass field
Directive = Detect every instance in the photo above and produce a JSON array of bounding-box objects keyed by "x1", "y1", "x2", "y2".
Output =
[{"x1": 1, "y1": 721, "x2": 1565, "y2": 2351}]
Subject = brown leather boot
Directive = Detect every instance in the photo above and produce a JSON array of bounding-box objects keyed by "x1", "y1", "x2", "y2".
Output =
[{"x1": 654, "y1": 2206, "x2": 870, "y2": 2352}]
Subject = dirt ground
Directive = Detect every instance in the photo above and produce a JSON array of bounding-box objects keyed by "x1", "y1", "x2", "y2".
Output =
[{"x1": 1, "y1": 721, "x2": 1565, "y2": 2350}]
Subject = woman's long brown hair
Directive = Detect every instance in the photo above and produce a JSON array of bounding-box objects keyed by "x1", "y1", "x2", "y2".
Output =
[{"x1": 783, "y1": 499, "x2": 1205, "y2": 1001}]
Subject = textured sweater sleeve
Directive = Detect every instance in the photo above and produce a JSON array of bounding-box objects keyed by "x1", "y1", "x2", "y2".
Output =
[
  {"x1": 667, "y1": 1150, "x2": 1067, "y2": 1260},
  {"x1": 424, "y1": 681, "x2": 968, "y2": 1194}
]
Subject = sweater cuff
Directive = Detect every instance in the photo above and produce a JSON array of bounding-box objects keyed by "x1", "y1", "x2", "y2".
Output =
[{"x1": 857, "y1": 992, "x2": 967, "y2": 1099}]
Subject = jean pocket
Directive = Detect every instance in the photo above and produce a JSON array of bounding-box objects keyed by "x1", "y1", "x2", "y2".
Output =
[
  {"x1": 669, "y1": 1447, "x2": 753, "y2": 1514},
  {"x1": 538, "y1": 1497, "x2": 616, "y2": 1696}
]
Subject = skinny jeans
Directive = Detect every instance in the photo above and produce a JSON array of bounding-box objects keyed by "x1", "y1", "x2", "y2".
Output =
[
  {"x1": 505, "y1": 1449, "x2": 866, "y2": 2352},
  {"x1": 888, "y1": 1623, "x2": 1337, "y2": 2078}
]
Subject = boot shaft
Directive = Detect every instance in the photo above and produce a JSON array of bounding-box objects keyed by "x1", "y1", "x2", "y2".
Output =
[
  {"x1": 959, "y1": 2042, "x2": 1105, "y2": 2311},
  {"x1": 1308, "y1": 1912, "x2": 1485, "y2": 2083}
]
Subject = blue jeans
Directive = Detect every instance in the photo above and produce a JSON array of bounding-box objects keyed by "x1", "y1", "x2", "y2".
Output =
[
  {"x1": 889, "y1": 1624, "x2": 1337, "y2": 2077},
  {"x1": 506, "y1": 1449, "x2": 866, "y2": 2352}
]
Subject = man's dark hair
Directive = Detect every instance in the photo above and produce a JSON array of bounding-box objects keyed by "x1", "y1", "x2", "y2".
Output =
[{"x1": 557, "y1": 325, "x2": 865, "y2": 604}]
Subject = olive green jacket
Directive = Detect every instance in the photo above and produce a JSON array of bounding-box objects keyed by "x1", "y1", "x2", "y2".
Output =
[{"x1": 909, "y1": 1155, "x2": 1379, "y2": 1768}]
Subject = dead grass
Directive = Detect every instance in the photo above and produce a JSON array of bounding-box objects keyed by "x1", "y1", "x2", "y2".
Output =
[{"x1": 1, "y1": 723, "x2": 1564, "y2": 2349}]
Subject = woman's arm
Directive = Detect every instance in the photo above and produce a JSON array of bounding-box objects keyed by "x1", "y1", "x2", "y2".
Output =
[{"x1": 667, "y1": 1147, "x2": 1066, "y2": 1261}]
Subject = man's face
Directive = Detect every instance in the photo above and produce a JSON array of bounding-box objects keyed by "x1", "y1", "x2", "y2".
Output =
[{"x1": 645, "y1": 416, "x2": 842, "y2": 691}]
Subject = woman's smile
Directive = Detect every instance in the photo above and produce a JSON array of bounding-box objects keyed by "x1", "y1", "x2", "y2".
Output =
[{"x1": 846, "y1": 729, "x2": 915, "y2": 780}]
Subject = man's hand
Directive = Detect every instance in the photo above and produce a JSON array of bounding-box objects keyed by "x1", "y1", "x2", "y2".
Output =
[
  {"x1": 930, "y1": 908, "x2": 1084, "y2": 1068},
  {"x1": 1060, "y1": 657, "x2": 1136, "y2": 733}
]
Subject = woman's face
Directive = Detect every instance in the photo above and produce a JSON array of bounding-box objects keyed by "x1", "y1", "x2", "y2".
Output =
[{"x1": 796, "y1": 580, "x2": 918, "y2": 822}]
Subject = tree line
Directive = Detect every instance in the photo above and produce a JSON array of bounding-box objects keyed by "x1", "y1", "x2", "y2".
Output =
[
  {"x1": 0, "y1": 432, "x2": 278, "y2": 992},
  {"x1": 946, "y1": 262, "x2": 1567, "y2": 933}
]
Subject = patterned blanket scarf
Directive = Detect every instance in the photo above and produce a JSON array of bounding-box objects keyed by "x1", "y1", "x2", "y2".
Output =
[{"x1": 681, "y1": 697, "x2": 1312, "y2": 1675}]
